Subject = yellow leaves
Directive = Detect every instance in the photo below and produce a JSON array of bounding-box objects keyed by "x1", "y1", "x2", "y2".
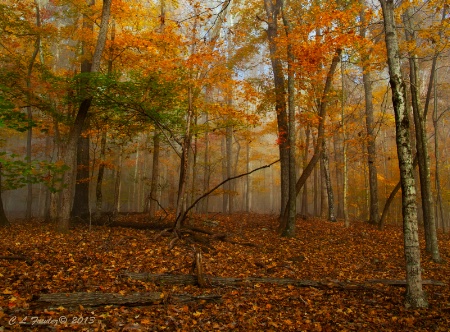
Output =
[{"x1": 141, "y1": 318, "x2": 151, "y2": 325}]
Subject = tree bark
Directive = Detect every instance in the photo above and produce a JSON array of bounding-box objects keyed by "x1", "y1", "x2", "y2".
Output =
[
  {"x1": 146, "y1": 131, "x2": 160, "y2": 217},
  {"x1": 280, "y1": 3, "x2": 297, "y2": 236},
  {"x1": 71, "y1": 127, "x2": 90, "y2": 221},
  {"x1": 301, "y1": 126, "x2": 310, "y2": 217},
  {"x1": 281, "y1": 50, "x2": 341, "y2": 221},
  {"x1": 322, "y1": 140, "x2": 336, "y2": 222},
  {"x1": 403, "y1": 7, "x2": 440, "y2": 262},
  {"x1": 58, "y1": 0, "x2": 112, "y2": 232},
  {"x1": 379, "y1": 0, "x2": 427, "y2": 309},
  {"x1": 175, "y1": 86, "x2": 194, "y2": 229},
  {"x1": 125, "y1": 272, "x2": 445, "y2": 289},
  {"x1": 95, "y1": 130, "x2": 107, "y2": 219},
  {"x1": 112, "y1": 146, "x2": 123, "y2": 216},
  {"x1": 263, "y1": 0, "x2": 289, "y2": 221},
  {"x1": 25, "y1": 0, "x2": 42, "y2": 220},
  {"x1": 0, "y1": 164, "x2": 9, "y2": 227},
  {"x1": 359, "y1": 5, "x2": 380, "y2": 226},
  {"x1": 35, "y1": 292, "x2": 221, "y2": 308}
]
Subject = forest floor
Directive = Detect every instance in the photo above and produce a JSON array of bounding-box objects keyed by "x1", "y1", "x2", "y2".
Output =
[{"x1": 0, "y1": 213, "x2": 449, "y2": 331}]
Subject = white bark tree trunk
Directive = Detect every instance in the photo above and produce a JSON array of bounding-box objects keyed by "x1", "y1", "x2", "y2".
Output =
[{"x1": 379, "y1": 0, "x2": 428, "y2": 309}]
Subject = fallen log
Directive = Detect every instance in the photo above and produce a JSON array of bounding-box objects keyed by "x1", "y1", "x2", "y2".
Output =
[
  {"x1": 123, "y1": 272, "x2": 446, "y2": 289},
  {"x1": 364, "y1": 279, "x2": 446, "y2": 286},
  {"x1": 34, "y1": 292, "x2": 221, "y2": 308},
  {"x1": 0, "y1": 255, "x2": 32, "y2": 265}
]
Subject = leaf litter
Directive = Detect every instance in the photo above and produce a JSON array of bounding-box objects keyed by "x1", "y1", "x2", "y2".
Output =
[{"x1": 0, "y1": 214, "x2": 449, "y2": 331}]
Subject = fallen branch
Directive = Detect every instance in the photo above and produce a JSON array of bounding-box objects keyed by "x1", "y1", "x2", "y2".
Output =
[
  {"x1": 185, "y1": 226, "x2": 258, "y2": 247},
  {"x1": 176, "y1": 159, "x2": 280, "y2": 226},
  {"x1": 123, "y1": 272, "x2": 446, "y2": 289},
  {"x1": 33, "y1": 292, "x2": 221, "y2": 309},
  {"x1": 0, "y1": 255, "x2": 32, "y2": 265}
]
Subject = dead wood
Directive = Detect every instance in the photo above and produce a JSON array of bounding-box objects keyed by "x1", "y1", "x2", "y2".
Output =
[
  {"x1": 193, "y1": 248, "x2": 210, "y2": 288},
  {"x1": 364, "y1": 279, "x2": 446, "y2": 286},
  {"x1": 0, "y1": 255, "x2": 32, "y2": 265},
  {"x1": 176, "y1": 159, "x2": 280, "y2": 226},
  {"x1": 33, "y1": 292, "x2": 221, "y2": 309},
  {"x1": 123, "y1": 272, "x2": 446, "y2": 289},
  {"x1": 156, "y1": 225, "x2": 257, "y2": 249}
]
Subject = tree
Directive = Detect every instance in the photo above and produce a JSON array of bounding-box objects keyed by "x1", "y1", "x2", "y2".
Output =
[
  {"x1": 403, "y1": 5, "x2": 440, "y2": 262},
  {"x1": 262, "y1": 0, "x2": 290, "y2": 224},
  {"x1": 379, "y1": 0, "x2": 428, "y2": 309},
  {"x1": 58, "y1": 0, "x2": 112, "y2": 232},
  {"x1": 360, "y1": 1, "x2": 380, "y2": 226},
  {"x1": 0, "y1": 163, "x2": 9, "y2": 226}
]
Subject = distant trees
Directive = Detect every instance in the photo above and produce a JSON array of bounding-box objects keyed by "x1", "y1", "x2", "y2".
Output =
[{"x1": 0, "y1": 0, "x2": 449, "y2": 243}]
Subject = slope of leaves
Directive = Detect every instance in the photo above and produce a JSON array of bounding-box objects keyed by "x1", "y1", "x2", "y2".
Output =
[{"x1": 0, "y1": 214, "x2": 449, "y2": 331}]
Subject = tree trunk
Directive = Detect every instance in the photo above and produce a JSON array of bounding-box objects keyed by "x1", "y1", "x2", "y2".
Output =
[
  {"x1": 112, "y1": 146, "x2": 123, "y2": 216},
  {"x1": 379, "y1": 0, "x2": 427, "y2": 309},
  {"x1": 175, "y1": 86, "x2": 194, "y2": 229},
  {"x1": 0, "y1": 164, "x2": 9, "y2": 227},
  {"x1": 280, "y1": 3, "x2": 297, "y2": 236},
  {"x1": 403, "y1": 8, "x2": 440, "y2": 262},
  {"x1": 322, "y1": 140, "x2": 336, "y2": 222},
  {"x1": 58, "y1": 0, "x2": 112, "y2": 232},
  {"x1": 263, "y1": 0, "x2": 289, "y2": 222},
  {"x1": 320, "y1": 156, "x2": 327, "y2": 218},
  {"x1": 292, "y1": 51, "x2": 341, "y2": 198},
  {"x1": 359, "y1": 6, "x2": 380, "y2": 226},
  {"x1": 25, "y1": 0, "x2": 42, "y2": 220},
  {"x1": 245, "y1": 139, "x2": 250, "y2": 212},
  {"x1": 340, "y1": 55, "x2": 349, "y2": 226},
  {"x1": 226, "y1": 126, "x2": 233, "y2": 214},
  {"x1": 71, "y1": 127, "x2": 90, "y2": 221},
  {"x1": 95, "y1": 130, "x2": 107, "y2": 219},
  {"x1": 333, "y1": 130, "x2": 343, "y2": 219},
  {"x1": 147, "y1": 131, "x2": 160, "y2": 217},
  {"x1": 301, "y1": 126, "x2": 310, "y2": 217},
  {"x1": 203, "y1": 115, "x2": 211, "y2": 213}
]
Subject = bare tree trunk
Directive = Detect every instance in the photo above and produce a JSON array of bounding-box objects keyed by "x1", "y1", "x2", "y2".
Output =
[
  {"x1": 280, "y1": 3, "x2": 297, "y2": 236},
  {"x1": 429, "y1": 6, "x2": 447, "y2": 234},
  {"x1": 0, "y1": 164, "x2": 9, "y2": 227},
  {"x1": 25, "y1": 0, "x2": 42, "y2": 220},
  {"x1": 292, "y1": 51, "x2": 341, "y2": 198},
  {"x1": 263, "y1": 0, "x2": 289, "y2": 221},
  {"x1": 322, "y1": 140, "x2": 336, "y2": 222},
  {"x1": 320, "y1": 156, "x2": 327, "y2": 218},
  {"x1": 95, "y1": 130, "x2": 107, "y2": 218},
  {"x1": 245, "y1": 135, "x2": 251, "y2": 213},
  {"x1": 313, "y1": 135, "x2": 319, "y2": 217},
  {"x1": 379, "y1": 0, "x2": 427, "y2": 309},
  {"x1": 340, "y1": 53, "x2": 349, "y2": 226},
  {"x1": 203, "y1": 116, "x2": 210, "y2": 213},
  {"x1": 359, "y1": 6, "x2": 380, "y2": 226},
  {"x1": 71, "y1": 126, "x2": 90, "y2": 221},
  {"x1": 58, "y1": 0, "x2": 112, "y2": 232},
  {"x1": 146, "y1": 132, "x2": 160, "y2": 217},
  {"x1": 175, "y1": 86, "x2": 194, "y2": 229},
  {"x1": 221, "y1": 137, "x2": 228, "y2": 213},
  {"x1": 433, "y1": 73, "x2": 444, "y2": 232},
  {"x1": 301, "y1": 126, "x2": 310, "y2": 217},
  {"x1": 403, "y1": 8, "x2": 440, "y2": 262},
  {"x1": 333, "y1": 130, "x2": 343, "y2": 219},
  {"x1": 112, "y1": 146, "x2": 123, "y2": 216}
]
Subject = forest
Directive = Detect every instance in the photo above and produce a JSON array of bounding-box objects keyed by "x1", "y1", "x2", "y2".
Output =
[{"x1": 0, "y1": 0, "x2": 449, "y2": 330}]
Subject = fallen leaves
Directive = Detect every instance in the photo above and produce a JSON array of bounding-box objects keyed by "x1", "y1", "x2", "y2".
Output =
[{"x1": 0, "y1": 214, "x2": 449, "y2": 331}]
